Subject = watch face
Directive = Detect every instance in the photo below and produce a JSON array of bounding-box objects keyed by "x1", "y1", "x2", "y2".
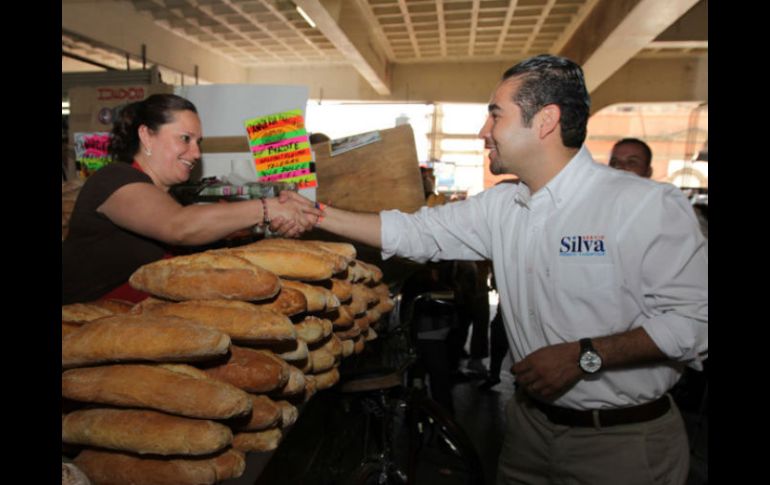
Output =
[{"x1": 580, "y1": 351, "x2": 602, "y2": 373}]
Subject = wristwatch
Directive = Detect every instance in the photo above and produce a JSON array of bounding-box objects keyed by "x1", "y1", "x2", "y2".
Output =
[{"x1": 578, "y1": 338, "x2": 603, "y2": 374}]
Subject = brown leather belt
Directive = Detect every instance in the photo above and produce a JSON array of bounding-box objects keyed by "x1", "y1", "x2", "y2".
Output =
[{"x1": 527, "y1": 394, "x2": 671, "y2": 428}]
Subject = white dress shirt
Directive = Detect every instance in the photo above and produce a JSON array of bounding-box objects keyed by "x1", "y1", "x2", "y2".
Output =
[{"x1": 380, "y1": 146, "x2": 708, "y2": 410}]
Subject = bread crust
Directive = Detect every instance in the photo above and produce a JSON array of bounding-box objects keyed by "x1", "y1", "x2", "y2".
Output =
[
  {"x1": 223, "y1": 247, "x2": 336, "y2": 281},
  {"x1": 129, "y1": 252, "x2": 280, "y2": 301},
  {"x1": 73, "y1": 448, "x2": 246, "y2": 485},
  {"x1": 62, "y1": 315, "x2": 231, "y2": 369},
  {"x1": 62, "y1": 408, "x2": 232, "y2": 456},
  {"x1": 142, "y1": 299, "x2": 296, "y2": 344},
  {"x1": 202, "y1": 346, "x2": 290, "y2": 393},
  {"x1": 279, "y1": 279, "x2": 338, "y2": 312},
  {"x1": 62, "y1": 364, "x2": 252, "y2": 419},
  {"x1": 232, "y1": 427, "x2": 283, "y2": 453}
]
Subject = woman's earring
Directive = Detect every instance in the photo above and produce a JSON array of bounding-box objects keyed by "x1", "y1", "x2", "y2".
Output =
[{"x1": 144, "y1": 146, "x2": 152, "y2": 157}]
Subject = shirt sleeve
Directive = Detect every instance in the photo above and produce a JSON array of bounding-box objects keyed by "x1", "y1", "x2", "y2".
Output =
[
  {"x1": 380, "y1": 192, "x2": 494, "y2": 263},
  {"x1": 618, "y1": 184, "x2": 708, "y2": 370}
]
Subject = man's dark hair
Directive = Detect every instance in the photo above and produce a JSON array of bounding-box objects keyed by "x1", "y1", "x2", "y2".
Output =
[
  {"x1": 502, "y1": 54, "x2": 590, "y2": 148},
  {"x1": 613, "y1": 138, "x2": 652, "y2": 166}
]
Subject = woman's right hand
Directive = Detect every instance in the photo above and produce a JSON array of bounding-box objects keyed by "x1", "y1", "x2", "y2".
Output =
[{"x1": 266, "y1": 192, "x2": 321, "y2": 237}]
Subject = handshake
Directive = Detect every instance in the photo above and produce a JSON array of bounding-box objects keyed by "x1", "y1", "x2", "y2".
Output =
[{"x1": 264, "y1": 191, "x2": 326, "y2": 238}]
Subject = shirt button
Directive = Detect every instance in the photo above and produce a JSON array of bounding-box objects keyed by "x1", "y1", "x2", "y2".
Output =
[
  {"x1": 526, "y1": 267, "x2": 533, "y2": 274},
  {"x1": 528, "y1": 310, "x2": 535, "y2": 317}
]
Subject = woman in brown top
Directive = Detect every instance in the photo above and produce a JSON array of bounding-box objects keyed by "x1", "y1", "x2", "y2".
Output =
[{"x1": 63, "y1": 94, "x2": 318, "y2": 303}]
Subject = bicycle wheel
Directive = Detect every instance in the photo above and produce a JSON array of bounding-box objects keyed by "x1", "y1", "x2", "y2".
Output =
[
  {"x1": 344, "y1": 461, "x2": 408, "y2": 485},
  {"x1": 406, "y1": 393, "x2": 486, "y2": 485}
]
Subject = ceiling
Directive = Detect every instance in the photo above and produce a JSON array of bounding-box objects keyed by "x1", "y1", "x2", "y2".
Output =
[{"x1": 62, "y1": 0, "x2": 707, "y2": 104}]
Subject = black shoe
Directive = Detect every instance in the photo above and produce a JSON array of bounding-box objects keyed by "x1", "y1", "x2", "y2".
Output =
[{"x1": 478, "y1": 378, "x2": 501, "y2": 392}]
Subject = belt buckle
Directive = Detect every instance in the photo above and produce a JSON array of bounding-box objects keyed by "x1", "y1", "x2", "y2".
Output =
[{"x1": 592, "y1": 409, "x2": 601, "y2": 428}]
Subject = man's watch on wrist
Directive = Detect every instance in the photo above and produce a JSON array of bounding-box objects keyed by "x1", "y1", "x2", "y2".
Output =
[{"x1": 578, "y1": 338, "x2": 603, "y2": 374}]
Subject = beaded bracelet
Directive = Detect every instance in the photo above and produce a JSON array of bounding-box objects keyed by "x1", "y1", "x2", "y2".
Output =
[{"x1": 260, "y1": 197, "x2": 271, "y2": 226}]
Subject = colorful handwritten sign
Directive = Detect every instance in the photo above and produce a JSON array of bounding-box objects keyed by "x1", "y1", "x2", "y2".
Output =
[
  {"x1": 244, "y1": 110, "x2": 318, "y2": 189},
  {"x1": 73, "y1": 132, "x2": 113, "y2": 178}
]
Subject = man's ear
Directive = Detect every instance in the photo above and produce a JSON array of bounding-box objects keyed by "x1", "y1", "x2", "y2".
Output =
[
  {"x1": 644, "y1": 165, "x2": 653, "y2": 178},
  {"x1": 536, "y1": 104, "x2": 560, "y2": 139}
]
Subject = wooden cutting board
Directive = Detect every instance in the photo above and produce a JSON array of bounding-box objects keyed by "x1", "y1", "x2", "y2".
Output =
[{"x1": 314, "y1": 124, "x2": 425, "y2": 214}]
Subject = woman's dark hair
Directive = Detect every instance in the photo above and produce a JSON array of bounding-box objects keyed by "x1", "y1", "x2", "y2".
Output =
[
  {"x1": 109, "y1": 94, "x2": 198, "y2": 163},
  {"x1": 502, "y1": 54, "x2": 590, "y2": 148}
]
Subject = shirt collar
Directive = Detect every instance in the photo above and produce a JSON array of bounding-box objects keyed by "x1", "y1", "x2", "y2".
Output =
[
  {"x1": 540, "y1": 145, "x2": 595, "y2": 209},
  {"x1": 513, "y1": 145, "x2": 595, "y2": 209}
]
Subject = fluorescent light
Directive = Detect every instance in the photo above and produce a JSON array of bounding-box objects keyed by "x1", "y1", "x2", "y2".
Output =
[{"x1": 296, "y1": 5, "x2": 316, "y2": 28}]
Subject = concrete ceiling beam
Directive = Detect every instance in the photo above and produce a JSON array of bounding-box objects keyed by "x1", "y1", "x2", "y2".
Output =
[
  {"x1": 294, "y1": 0, "x2": 392, "y2": 95},
  {"x1": 558, "y1": 0, "x2": 703, "y2": 92}
]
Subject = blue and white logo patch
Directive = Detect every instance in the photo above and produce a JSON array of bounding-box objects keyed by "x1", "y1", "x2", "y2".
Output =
[{"x1": 559, "y1": 235, "x2": 606, "y2": 256}]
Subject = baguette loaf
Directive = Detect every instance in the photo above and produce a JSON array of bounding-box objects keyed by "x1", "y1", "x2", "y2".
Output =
[
  {"x1": 202, "y1": 346, "x2": 290, "y2": 393},
  {"x1": 252, "y1": 286, "x2": 307, "y2": 316},
  {"x1": 316, "y1": 333, "x2": 343, "y2": 362},
  {"x1": 62, "y1": 315, "x2": 230, "y2": 369},
  {"x1": 232, "y1": 427, "x2": 283, "y2": 453},
  {"x1": 271, "y1": 365, "x2": 306, "y2": 397},
  {"x1": 341, "y1": 338, "x2": 355, "y2": 358},
  {"x1": 231, "y1": 394, "x2": 281, "y2": 432},
  {"x1": 275, "y1": 400, "x2": 299, "y2": 428},
  {"x1": 366, "y1": 307, "x2": 382, "y2": 323},
  {"x1": 245, "y1": 239, "x2": 349, "y2": 273},
  {"x1": 62, "y1": 462, "x2": 91, "y2": 485},
  {"x1": 279, "y1": 279, "x2": 338, "y2": 312},
  {"x1": 314, "y1": 367, "x2": 341, "y2": 390},
  {"x1": 346, "y1": 287, "x2": 371, "y2": 317},
  {"x1": 142, "y1": 299, "x2": 297, "y2": 344},
  {"x1": 222, "y1": 247, "x2": 336, "y2": 281},
  {"x1": 353, "y1": 335, "x2": 366, "y2": 354},
  {"x1": 323, "y1": 277, "x2": 353, "y2": 303},
  {"x1": 354, "y1": 314, "x2": 372, "y2": 332},
  {"x1": 129, "y1": 252, "x2": 280, "y2": 301},
  {"x1": 308, "y1": 347, "x2": 335, "y2": 374},
  {"x1": 73, "y1": 448, "x2": 246, "y2": 485},
  {"x1": 62, "y1": 408, "x2": 232, "y2": 456},
  {"x1": 356, "y1": 260, "x2": 384, "y2": 284},
  {"x1": 334, "y1": 322, "x2": 362, "y2": 340},
  {"x1": 294, "y1": 316, "x2": 331, "y2": 345},
  {"x1": 328, "y1": 305, "x2": 355, "y2": 329},
  {"x1": 305, "y1": 240, "x2": 357, "y2": 262},
  {"x1": 352, "y1": 283, "x2": 380, "y2": 307},
  {"x1": 129, "y1": 296, "x2": 171, "y2": 314},
  {"x1": 267, "y1": 338, "x2": 309, "y2": 362},
  {"x1": 346, "y1": 261, "x2": 368, "y2": 283},
  {"x1": 62, "y1": 303, "x2": 113, "y2": 324},
  {"x1": 364, "y1": 327, "x2": 379, "y2": 342},
  {"x1": 89, "y1": 298, "x2": 135, "y2": 314},
  {"x1": 62, "y1": 322, "x2": 82, "y2": 338},
  {"x1": 62, "y1": 364, "x2": 252, "y2": 420},
  {"x1": 302, "y1": 374, "x2": 318, "y2": 403}
]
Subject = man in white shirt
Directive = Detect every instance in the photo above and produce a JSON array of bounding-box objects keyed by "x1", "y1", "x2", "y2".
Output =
[{"x1": 283, "y1": 54, "x2": 707, "y2": 485}]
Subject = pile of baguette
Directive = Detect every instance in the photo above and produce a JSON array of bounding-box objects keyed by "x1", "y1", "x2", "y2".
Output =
[{"x1": 61, "y1": 239, "x2": 395, "y2": 485}]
